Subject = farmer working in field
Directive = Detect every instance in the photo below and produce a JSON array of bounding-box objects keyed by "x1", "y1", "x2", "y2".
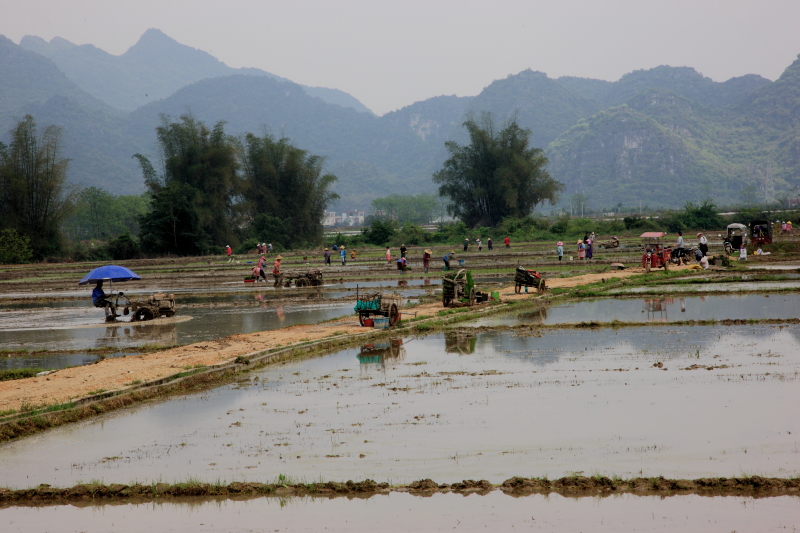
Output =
[
  {"x1": 92, "y1": 280, "x2": 115, "y2": 319},
  {"x1": 272, "y1": 255, "x2": 283, "y2": 287}
]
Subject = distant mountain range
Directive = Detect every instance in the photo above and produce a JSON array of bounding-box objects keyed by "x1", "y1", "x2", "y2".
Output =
[{"x1": 1, "y1": 29, "x2": 798, "y2": 211}]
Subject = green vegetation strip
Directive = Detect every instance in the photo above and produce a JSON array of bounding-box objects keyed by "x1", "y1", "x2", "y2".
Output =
[
  {"x1": 0, "y1": 368, "x2": 46, "y2": 382},
  {"x1": 1, "y1": 475, "x2": 798, "y2": 505}
]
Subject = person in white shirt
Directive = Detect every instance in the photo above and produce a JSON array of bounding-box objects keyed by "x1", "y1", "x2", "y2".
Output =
[{"x1": 697, "y1": 233, "x2": 708, "y2": 256}]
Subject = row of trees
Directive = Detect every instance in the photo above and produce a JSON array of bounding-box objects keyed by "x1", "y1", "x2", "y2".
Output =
[
  {"x1": 134, "y1": 114, "x2": 339, "y2": 255},
  {"x1": 0, "y1": 116, "x2": 76, "y2": 259},
  {"x1": 1, "y1": 113, "x2": 558, "y2": 261}
]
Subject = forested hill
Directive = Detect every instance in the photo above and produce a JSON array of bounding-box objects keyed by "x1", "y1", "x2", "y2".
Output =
[
  {"x1": 1, "y1": 28, "x2": 798, "y2": 210},
  {"x1": 547, "y1": 56, "x2": 800, "y2": 208},
  {"x1": 0, "y1": 35, "x2": 113, "y2": 117},
  {"x1": 20, "y1": 29, "x2": 372, "y2": 114}
]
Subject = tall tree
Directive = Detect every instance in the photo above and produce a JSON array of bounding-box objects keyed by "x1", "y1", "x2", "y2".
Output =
[
  {"x1": 0, "y1": 115, "x2": 76, "y2": 258},
  {"x1": 433, "y1": 114, "x2": 563, "y2": 227},
  {"x1": 240, "y1": 132, "x2": 338, "y2": 248},
  {"x1": 134, "y1": 114, "x2": 239, "y2": 254}
]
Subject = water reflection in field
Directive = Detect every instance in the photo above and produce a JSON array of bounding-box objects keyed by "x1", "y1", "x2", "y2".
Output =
[
  {"x1": 1, "y1": 324, "x2": 797, "y2": 488},
  {"x1": 1, "y1": 492, "x2": 797, "y2": 533}
]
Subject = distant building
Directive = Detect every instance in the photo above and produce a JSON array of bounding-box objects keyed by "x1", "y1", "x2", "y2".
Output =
[
  {"x1": 323, "y1": 211, "x2": 339, "y2": 227},
  {"x1": 323, "y1": 210, "x2": 365, "y2": 227},
  {"x1": 341, "y1": 211, "x2": 365, "y2": 226}
]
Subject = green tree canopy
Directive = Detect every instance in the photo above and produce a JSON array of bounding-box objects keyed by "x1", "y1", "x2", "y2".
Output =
[
  {"x1": 240, "y1": 132, "x2": 338, "y2": 248},
  {"x1": 134, "y1": 114, "x2": 240, "y2": 254},
  {"x1": 65, "y1": 189, "x2": 149, "y2": 241},
  {"x1": 370, "y1": 193, "x2": 440, "y2": 224},
  {"x1": 0, "y1": 115, "x2": 76, "y2": 258},
  {"x1": 433, "y1": 114, "x2": 563, "y2": 227}
]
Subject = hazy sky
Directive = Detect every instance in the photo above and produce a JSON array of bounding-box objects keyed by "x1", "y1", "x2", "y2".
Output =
[{"x1": 3, "y1": 0, "x2": 799, "y2": 115}]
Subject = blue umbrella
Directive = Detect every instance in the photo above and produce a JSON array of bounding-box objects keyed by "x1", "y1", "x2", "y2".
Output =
[{"x1": 79, "y1": 265, "x2": 141, "y2": 286}]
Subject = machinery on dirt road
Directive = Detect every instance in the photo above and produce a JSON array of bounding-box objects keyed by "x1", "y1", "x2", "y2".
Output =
[
  {"x1": 354, "y1": 288, "x2": 403, "y2": 327},
  {"x1": 749, "y1": 220, "x2": 773, "y2": 247},
  {"x1": 640, "y1": 232, "x2": 671, "y2": 272},
  {"x1": 514, "y1": 266, "x2": 547, "y2": 294},
  {"x1": 723, "y1": 223, "x2": 748, "y2": 255},
  {"x1": 442, "y1": 269, "x2": 477, "y2": 307}
]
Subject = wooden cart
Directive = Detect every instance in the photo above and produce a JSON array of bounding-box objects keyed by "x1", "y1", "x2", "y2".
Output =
[
  {"x1": 354, "y1": 288, "x2": 403, "y2": 327},
  {"x1": 442, "y1": 269, "x2": 476, "y2": 307},
  {"x1": 514, "y1": 266, "x2": 546, "y2": 293}
]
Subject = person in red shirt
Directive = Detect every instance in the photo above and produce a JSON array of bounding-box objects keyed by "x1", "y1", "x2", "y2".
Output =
[
  {"x1": 504, "y1": 236, "x2": 510, "y2": 249},
  {"x1": 226, "y1": 244, "x2": 232, "y2": 262}
]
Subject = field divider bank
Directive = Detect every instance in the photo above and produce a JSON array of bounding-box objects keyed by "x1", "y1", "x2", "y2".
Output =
[
  {"x1": 0, "y1": 294, "x2": 542, "y2": 441},
  {"x1": 2, "y1": 475, "x2": 798, "y2": 505}
]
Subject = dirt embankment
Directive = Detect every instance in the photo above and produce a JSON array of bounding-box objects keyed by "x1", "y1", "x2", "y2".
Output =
[
  {"x1": 0, "y1": 269, "x2": 653, "y2": 413},
  {"x1": 1, "y1": 475, "x2": 798, "y2": 505}
]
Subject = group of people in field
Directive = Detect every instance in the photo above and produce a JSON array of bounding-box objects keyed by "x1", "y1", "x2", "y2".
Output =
[
  {"x1": 569, "y1": 232, "x2": 596, "y2": 260},
  {"x1": 250, "y1": 254, "x2": 283, "y2": 282},
  {"x1": 323, "y1": 245, "x2": 357, "y2": 266},
  {"x1": 314, "y1": 236, "x2": 515, "y2": 274}
]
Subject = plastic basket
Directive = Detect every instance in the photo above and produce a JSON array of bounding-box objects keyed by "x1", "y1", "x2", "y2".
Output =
[{"x1": 373, "y1": 317, "x2": 389, "y2": 329}]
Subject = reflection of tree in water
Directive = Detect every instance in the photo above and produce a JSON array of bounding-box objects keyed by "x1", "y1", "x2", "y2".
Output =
[
  {"x1": 481, "y1": 332, "x2": 561, "y2": 366},
  {"x1": 518, "y1": 307, "x2": 548, "y2": 324},
  {"x1": 444, "y1": 332, "x2": 477, "y2": 355},
  {"x1": 97, "y1": 322, "x2": 178, "y2": 349},
  {"x1": 358, "y1": 338, "x2": 406, "y2": 369}
]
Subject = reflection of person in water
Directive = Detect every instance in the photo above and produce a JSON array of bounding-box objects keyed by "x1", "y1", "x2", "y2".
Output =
[{"x1": 275, "y1": 304, "x2": 285, "y2": 321}]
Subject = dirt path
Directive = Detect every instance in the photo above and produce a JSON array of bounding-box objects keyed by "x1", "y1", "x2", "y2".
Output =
[{"x1": 0, "y1": 266, "x2": 665, "y2": 412}]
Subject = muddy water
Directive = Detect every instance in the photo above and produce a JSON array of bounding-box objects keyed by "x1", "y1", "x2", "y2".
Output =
[
  {"x1": 1, "y1": 492, "x2": 797, "y2": 532},
  {"x1": 609, "y1": 280, "x2": 800, "y2": 294},
  {"x1": 0, "y1": 288, "x2": 433, "y2": 370},
  {"x1": 0, "y1": 302, "x2": 352, "y2": 370},
  {"x1": 470, "y1": 294, "x2": 800, "y2": 327},
  {"x1": 1, "y1": 324, "x2": 798, "y2": 488}
]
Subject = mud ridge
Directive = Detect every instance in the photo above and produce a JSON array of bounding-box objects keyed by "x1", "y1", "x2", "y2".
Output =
[{"x1": 2, "y1": 476, "x2": 798, "y2": 506}]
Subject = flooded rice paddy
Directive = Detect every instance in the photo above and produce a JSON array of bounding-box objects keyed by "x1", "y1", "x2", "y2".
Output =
[
  {"x1": 1, "y1": 324, "x2": 798, "y2": 488},
  {"x1": 0, "y1": 286, "x2": 436, "y2": 370},
  {"x1": 468, "y1": 293, "x2": 800, "y2": 326},
  {"x1": 2, "y1": 492, "x2": 798, "y2": 532},
  {"x1": 609, "y1": 280, "x2": 800, "y2": 294}
]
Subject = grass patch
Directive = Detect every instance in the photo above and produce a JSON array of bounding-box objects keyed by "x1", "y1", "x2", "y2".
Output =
[{"x1": 0, "y1": 368, "x2": 47, "y2": 381}]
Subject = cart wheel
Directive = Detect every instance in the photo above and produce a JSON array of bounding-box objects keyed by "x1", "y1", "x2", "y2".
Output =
[
  {"x1": 442, "y1": 295, "x2": 451, "y2": 307},
  {"x1": 664, "y1": 259, "x2": 669, "y2": 272},
  {"x1": 296, "y1": 278, "x2": 308, "y2": 288},
  {"x1": 469, "y1": 287, "x2": 476, "y2": 306},
  {"x1": 358, "y1": 313, "x2": 366, "y2": 327},
  {"x1": 388, "y1": 304, "x2": 399, "y2": 326},
  {"x1": 645, "y1": 259, "x2": 651, "y2": 273},
  {"x1": 538, "y1": 279, "x2": 547, "y2": 294},
  {"x1": 514, "y1": 283, "x2": 520, "y2": 294}
]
